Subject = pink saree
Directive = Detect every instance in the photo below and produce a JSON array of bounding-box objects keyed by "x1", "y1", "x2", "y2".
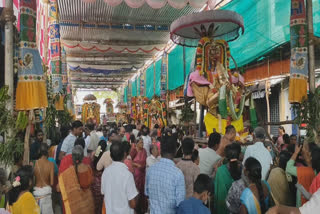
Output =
[{"x1": 132, "y1": 148, "x2": 148, "y2": 213}]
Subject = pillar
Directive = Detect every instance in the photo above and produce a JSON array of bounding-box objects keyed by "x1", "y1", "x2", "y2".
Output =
[
  {"x1": 5, "y1": 0, "x2": 14, "y2": 112},
  {"x1": 307, "y1": 0, "x2": 315, "y2": 93}
]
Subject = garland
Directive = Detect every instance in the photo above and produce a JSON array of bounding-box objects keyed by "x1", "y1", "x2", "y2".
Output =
[
  {"x1": 81, "y1": 102, "x2": 101, "y2": 124},
  {"x1": 228, "y1": 90, "x2": 245, "y2": 121},
  {"x1": 62, "y1": 43, "x2": 163, "y2": 54},
  {"x1": 249, "y1": 95, "x2": 258, "y2": 128},
  {"x1": 218, "y1": 85, "x2": 228, "y2": 119}
]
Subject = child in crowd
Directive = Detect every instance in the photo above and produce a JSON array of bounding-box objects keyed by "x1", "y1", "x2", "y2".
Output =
[
  {"x1": 192, "y1": 149, "x2": 200, "y2": 166},
  {"x1": 177, "y1": 174, "x2": 211, "y2": 214}
]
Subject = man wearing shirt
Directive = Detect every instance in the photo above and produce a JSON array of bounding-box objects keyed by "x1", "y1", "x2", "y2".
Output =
[
  {"x1": 101, "y1": 140, "x2": 138, "y2": 214},
  {"x1": 59, "y1": 120, "x2": 83, "y2": 161},
  {"x1": 177, "y1": 138, "x2": 200, "y2": 198},
  {"x1": 145, "y1": 135, "x2": 186, "y2": 214},
  {"x1": 243, "y1": 126, "x2": 273, "y2": 180},
  {"x1": 198, "y1": 132, "x2": 221, "y2": 176}
]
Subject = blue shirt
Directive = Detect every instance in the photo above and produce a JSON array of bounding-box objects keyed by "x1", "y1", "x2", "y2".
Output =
[
  {"x1": 100, "y1": 136, "x2": 108, "y2": 142},
  {"x1": 177, "y1": 197, "x2": 210, "y2": 214},
  {"x1": 48, "y1": 157, "x2": 58, "y2": 175},
  {"x1": 145, "y1": 158, "x2": 186, "y2": 214}
]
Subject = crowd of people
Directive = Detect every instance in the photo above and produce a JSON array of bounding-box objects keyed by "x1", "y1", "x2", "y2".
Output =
[{"x1": 0, "y1": 121, "x2": 320, "y2": 214}]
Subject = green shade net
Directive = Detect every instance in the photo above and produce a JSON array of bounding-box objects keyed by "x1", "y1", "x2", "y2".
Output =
[
  {"x1": 155, "y1": 59, "x2": 161, "y2": 96},
  {"x1": 168, "y1": 45, "x2": 184, "y2": 90},
  {"x1": 222, "y1": 0, "x2": 320, "y2": 68},
  {"x1": 137, "y1": 76, "x2": 141, "y2": 96},
  {"x1": 185, "y1": 47, "x2": 196, "y2": 75},
  {"x1": 131, "y1": 78, "x2": 137, "y2": 97},
  {"x1": 146, "y1": 65, "x2": 154, "y2": 99},
  {"x1": 123, "y1": 86, "x2": 128, "y2": 103}
]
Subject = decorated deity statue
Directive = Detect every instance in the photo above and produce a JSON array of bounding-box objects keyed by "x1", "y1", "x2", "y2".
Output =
[
  {"x1": 81, "y1": 102, "x2": 101, "y2": 125},
  {"x1": 187, "y1": 24, "x2": 250, "y2": 135}
]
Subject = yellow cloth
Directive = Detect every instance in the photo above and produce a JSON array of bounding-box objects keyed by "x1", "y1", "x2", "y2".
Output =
[
  {"x1": 11, "y1": 192, "x2": 40, "y2": 214},
  {"x1": 59, "y1": 166, "x2": 95, "y2": 214},
  {"x1": 54, "y1": 95, "x2": 64, "y2": 111},
  {"x1": 16, "y1": 81, "x2": 48, "y2": 110},
  {"x1": 204, "y1": 112, "x2": 244, "y2": 135},
  {"x1": 288, "y1": 78, "x2": 307, "y2": 103}
]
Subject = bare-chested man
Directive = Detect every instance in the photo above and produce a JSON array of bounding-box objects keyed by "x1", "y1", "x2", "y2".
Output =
[
  {"x1": 216, "y1": 125, "x2": 236, "y2": 157},
  {"x1": 33, "y1": 143, "x2": 54, "y2": 214}
]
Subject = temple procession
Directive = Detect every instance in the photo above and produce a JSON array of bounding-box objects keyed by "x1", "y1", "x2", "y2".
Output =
[{"x1": 0, "y1": 0, "x2": 320, "y2": 213}]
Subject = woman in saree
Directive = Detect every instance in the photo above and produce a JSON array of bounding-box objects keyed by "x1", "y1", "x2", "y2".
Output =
[
  {"x1": 240, "y1": 157, "x2": 274, "y2": 214},
  {"x1": 214, "y1": 143, "x2": 242, "y2": 214},
  {"x1": 286, "y1": 143, "x2": 318, "y2": 206},
  {"x1": 131, "y1": 137, "x2": 147, "y2": 214},
  {"x1": 59, "y1": 145, "x2": 95, "y2": 214},
  {"x1": 267, "y1": 151, "x2": 295, "y2": 206},
  {"x1": 309, "y1": 148, "x2": 320, "y2": 194},
  {"x1": 91, "y1": 140, "x2": 107, "y2": 214},
  {"x1": 8, "y1": 166, "x2": 40, "y2": 214}
]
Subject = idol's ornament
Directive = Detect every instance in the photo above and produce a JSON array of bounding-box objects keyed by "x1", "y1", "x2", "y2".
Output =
[
  {"x1": 171, "y1": 10, "x2": 257, "y2": 135},
  {"x1": 81, "y1": 94, "x2": 100, "y2": 125},
  {"x1": 104, "y1": 98, "x2": 114, "y2": 115},
  {"x1": 116, "y1": 101, "x2": 128, "y2": 124}
]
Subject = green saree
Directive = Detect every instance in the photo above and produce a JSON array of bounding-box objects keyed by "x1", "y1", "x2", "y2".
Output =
[{"x1": 214, "y1": 164, "x2": 234, "y2": 214}]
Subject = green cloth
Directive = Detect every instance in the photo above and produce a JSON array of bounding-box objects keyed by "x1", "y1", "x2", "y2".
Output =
[
  {"x1": 123, "y1": 86, "x2": 128, "y2": 103},
  {"x1": 168, "y1": 46, "x2": 184, "y2": 90},
  {"x1": 0, "y1": 195, "x2": 5, "y2": 208},
  {"x1": 155, "y1": 60, "x2": 161, "y2": 96},
  {"x1": 132, "y1": 78, "x2": 137, "y2": 97},
  {"x1": 214, "y1": 164, "x2": 234, "y2": 214},
  {"x1": 286, "y1": 159, "x2": 301, "y2": 207},
  {"x1": 146, "y1": 65, "x2": 154, "y2": 99},
  {"x1": 222, "y1": 0, "x2": 320, "y2": 68}
]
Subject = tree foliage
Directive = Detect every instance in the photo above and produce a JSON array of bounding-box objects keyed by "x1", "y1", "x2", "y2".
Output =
[
  {"x1": 0, "y1": 86, "x2": 24, "y2": 165},
  {"x1": 293, "y1": 87, "x2": 320, "y2": 144}
]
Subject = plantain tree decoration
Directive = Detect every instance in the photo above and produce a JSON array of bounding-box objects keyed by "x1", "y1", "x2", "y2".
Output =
[
  {"x1": 181, "y1": 99, "x2": 194, "y2": 123},
  {"x1": 293, "y1": 86, "x2": 320, "y2": 144},
  {"x1": 44, "y1": 65, "x2": 73, "y2": 144},
  {"x1": 0, "y1": 86, "x2": 24, "y2": 165}
]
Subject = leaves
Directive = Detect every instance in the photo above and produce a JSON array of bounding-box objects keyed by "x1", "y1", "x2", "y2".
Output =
[
  {"x1": 44, "y1": 65, "x2": 73, "y2": 142},
  {"x1": 0, "y1": 86, "x2": 24, "y2": 165},
  {"x1": 293, "y1": 87, "x2": 320, "y2": 143},
  {"x1": 181, "y1": 99, "x2": 194, "y2": 123}
]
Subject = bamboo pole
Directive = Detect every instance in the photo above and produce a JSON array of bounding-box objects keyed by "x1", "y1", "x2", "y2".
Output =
[
  {"x1": 307, "y1": 0, "x2": 315, "y2": 93},
  {"x1": 4, "y1": 0, "x2": 14, "y2": 114},
  {"x1": 23, "y1": 111, "x2": 33, "y2": 165},
  {"x1": 265, "y1": 80, "x2": 271, "y2": 135}
]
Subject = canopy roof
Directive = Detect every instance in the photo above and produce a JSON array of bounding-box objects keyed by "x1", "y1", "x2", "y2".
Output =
[{"x1": 58, "y1": 0, "x2": 212, "y2": 88}]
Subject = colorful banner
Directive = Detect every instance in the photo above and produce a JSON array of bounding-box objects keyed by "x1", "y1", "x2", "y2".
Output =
[
  {"x1": 288, "y1": 0, "x2": 308, "y2": 103},
  {"x1": 160, "y1": 53, "x2": 168, "y2": 101},
  {"x1": 140, "y1": 72, "x2": 145, "y2": 97},
  {"x1": 48, "y1": 0, "x2": 62, "y2": 93},
  {"x1": 15, "y1": 0, "x2": 48, "y2": 110}
]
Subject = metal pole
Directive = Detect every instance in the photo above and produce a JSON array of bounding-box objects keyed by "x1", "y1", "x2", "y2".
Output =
[
  {"x1": 5, "y1": 0, "x2": 14, "y2": 113},
  {"x1": 183, "y1": 46, "x2": 186, "y2": 81},
  {"x1": 199, "y1": 105, "x2": 204, "y2": 138},
  {"x1": 307, "y1": 0, "x2": 315, "y2": 93}
]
